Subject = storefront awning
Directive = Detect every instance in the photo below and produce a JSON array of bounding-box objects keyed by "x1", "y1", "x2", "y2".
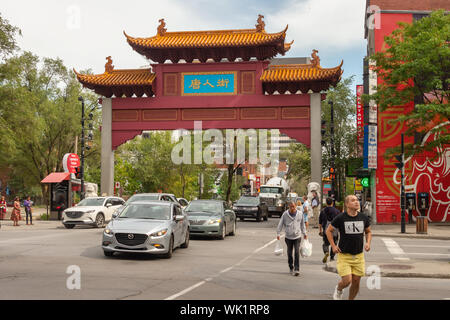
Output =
[{"x1": 41, "y1": 172, "x2": 71, "y2": 184}]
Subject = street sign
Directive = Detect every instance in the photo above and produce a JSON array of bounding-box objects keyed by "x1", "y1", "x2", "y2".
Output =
[
  {"x1": 62, "y1": 153, "x2": 81, "y2": 174},
  {"x1": 115, "y1": 182, "x2": 120, "y2": 189},
  {"x1": 355, "y1": 179, "x2": 363, "y2": 191}
]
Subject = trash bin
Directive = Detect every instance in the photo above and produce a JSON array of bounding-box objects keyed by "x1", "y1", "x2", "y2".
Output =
[{"x1": 416, "y1": 216, "x2": 428, "y2": 234}]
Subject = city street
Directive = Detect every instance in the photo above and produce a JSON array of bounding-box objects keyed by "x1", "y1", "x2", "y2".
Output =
[{"x1": 0, "y1": 218, "x2": 449, "y2": 300}]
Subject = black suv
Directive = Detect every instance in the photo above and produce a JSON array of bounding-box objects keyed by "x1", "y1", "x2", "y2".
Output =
[{"x1": 233, "y1": 196, "x2": 268, "y2": 222}]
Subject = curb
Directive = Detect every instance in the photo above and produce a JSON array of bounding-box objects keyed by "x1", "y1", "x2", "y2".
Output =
[
  {"x1": 372, "y1": 233, "x2": 450, "y2": 241},
  {"x1": 323, "y1": 264, "x2": 450, "y2": 279}
]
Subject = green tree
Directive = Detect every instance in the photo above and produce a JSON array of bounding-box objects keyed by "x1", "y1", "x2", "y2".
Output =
[
  {"x1": 0, "y1": 13, "x2": 21, "y2": 59},
  {"x1": 0, "y1": 52, "x2": 91, "y2": 199},
  {"x1": 322, "y1": 76, "x2": 358, "y2": 201},
  {"x1": 368, "y1": 10, "x2": 449, "y2": 157}
]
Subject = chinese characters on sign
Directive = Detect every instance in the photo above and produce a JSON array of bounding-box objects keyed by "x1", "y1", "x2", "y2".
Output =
[
  {"x1": 364, "y1": 125, "x2": 377, "y2": 169},
  {"x1": 356, "y1": 85, "x2": 364, "y2": 143},
  {"x1": 182, "y1": 72, "x2": 236, "y2": 95}
]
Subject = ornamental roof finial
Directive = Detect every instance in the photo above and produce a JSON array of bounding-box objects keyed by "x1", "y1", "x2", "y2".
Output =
[
  {"x1": 105, "y1": 56, "x2": 114, "y2": 73},
  {"x1": 311, "y1": 49, "x2": 321, "y2": 68},
  {"x1": 256, "y1": 14, "x2": 265, "y2": 32},
  {"x1": 157, "y1": 18, "x2": 167, "y2": 36}
]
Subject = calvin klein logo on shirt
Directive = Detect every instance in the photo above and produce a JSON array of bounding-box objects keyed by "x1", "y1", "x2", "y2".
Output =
[{"x1": 344, "y1": 221, "x2": 364, "y2": 234}]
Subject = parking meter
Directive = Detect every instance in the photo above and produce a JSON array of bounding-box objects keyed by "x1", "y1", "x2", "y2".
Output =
[
  {"x1": 405, "y1": 193, "x2": 416, "y2": 223},
  {"x1": 417, "y1": 193, "x2": 429, "y2": 216}
]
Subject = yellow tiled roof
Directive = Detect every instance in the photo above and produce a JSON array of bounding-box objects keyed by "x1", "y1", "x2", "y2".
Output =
[
  {"x1": 124, "y1": 26, "x2": 289, "y2": 49},
  {"x1": 260, "y1": 62, "x2": 343, "y2": 82},
  {"x1": 74, "y1": 68, "x2": 156, "y2": 86}
]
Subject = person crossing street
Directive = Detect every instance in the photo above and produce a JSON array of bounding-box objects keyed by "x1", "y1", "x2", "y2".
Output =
[
  {"x1": 319, "y1": 197, "x2": 340, "y2": 263},
  {"x1": 277, "y1": 201, "x2": 308, "y2": 277},
  {"x1": 326, "y1": 195, "x2": 372, "y2": 300}
]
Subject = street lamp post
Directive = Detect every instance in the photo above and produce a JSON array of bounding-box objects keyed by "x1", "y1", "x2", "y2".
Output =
[
  {"x1": 329, "y1": 100, "x2": 336, "y2": 202},
  {"x1": 78, "y1": 96, "x2": 85, "y2": 200}
]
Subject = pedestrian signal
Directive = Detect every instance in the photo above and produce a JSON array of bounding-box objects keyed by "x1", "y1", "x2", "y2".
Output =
[{"x1": 75, "y1": 167, "x2": 82, "y2": 179}]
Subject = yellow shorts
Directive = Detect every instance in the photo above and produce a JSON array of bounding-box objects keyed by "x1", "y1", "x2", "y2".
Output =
[{"x1": 336, "y1": 253, "x2": 365, "y2": 277}]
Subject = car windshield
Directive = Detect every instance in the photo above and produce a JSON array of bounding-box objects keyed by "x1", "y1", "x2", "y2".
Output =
[
  {"x1": 185, "y1": 201, "x2": 222, "y2": 215},
  {"x1": 236, "y1": 197, "x2": 259, "y2": 205},
  {"x1": 77, "y1": 198, "x2": 105, "y2": 206},
  {"x1": 260, "y1": 187, "x2": 283, "y2": 194},
  {"x1": 127, "y1": 195, "x2": 159, "y2": 203},
  {"x1": 118, "y1": 203, "x2": 171, "y2": 220}
]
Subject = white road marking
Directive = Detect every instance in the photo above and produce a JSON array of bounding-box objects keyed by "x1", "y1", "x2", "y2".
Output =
[
  {"x1": 407, "y1": 253, "x2": 450, "y2": 257},
  {"x1": 401, "y1": 245, "x2": 450, "y2": 249},
  {"x1": 382, "y1": 238, "x2": 410, "y2": 261},
  {"x1": 164, "y1": 237, "x2": 279, "y2": 300}
]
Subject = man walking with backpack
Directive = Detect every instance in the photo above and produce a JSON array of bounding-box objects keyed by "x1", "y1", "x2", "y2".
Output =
[
  {"x1": 319, "y1": 197, "x2": 340, "y2": 263},
  {"x1": 326, "y1": 195, "x2": 372, "y2": 300}
]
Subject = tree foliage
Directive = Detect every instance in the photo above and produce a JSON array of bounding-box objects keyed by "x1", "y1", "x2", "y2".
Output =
[{"x1": 368, "y1": 10, "x2": 449, "y2": 157}]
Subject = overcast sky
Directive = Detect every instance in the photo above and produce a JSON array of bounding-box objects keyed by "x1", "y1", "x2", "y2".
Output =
[{"x1": 2, "y1": 0, "x2": 367, "y2": 90}]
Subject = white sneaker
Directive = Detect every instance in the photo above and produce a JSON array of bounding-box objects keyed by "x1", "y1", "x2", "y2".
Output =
[{"x1": 333, "y1": 285, "x2": 344, "y2": 300}]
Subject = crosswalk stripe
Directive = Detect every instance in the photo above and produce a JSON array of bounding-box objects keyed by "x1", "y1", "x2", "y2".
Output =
[{"x1": 381, "y1": 237, "x2": 410, "y2": 261}]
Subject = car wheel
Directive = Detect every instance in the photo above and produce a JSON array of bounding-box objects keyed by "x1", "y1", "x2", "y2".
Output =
[
  {"x1": 95, "y1": 214, "x2": 105, "y2": 228},
  {"x1": 104, "y1": 250, "x2": 114, "y2": 257},
  {"x1": 218, "y1": 223, "x2": 226, "y2": 240},
  {"x1": 64, "y1": 224, "x2": 75, "y2": 229},
  {"x1": 180, "y1": 229, "x2": 190, "y2": 248},
  {"x1": 240, "y1": 217, "x2": 244, "y2": 221},
  {"x1": 229, "y1": 221, "x2": 236, "y2": 236},
  {"x1": 256, "y1": 210, "x2": 262, "y2": 222},
  {"x1": 163, "y1": 235, "x2": 174, "y2": 259}
]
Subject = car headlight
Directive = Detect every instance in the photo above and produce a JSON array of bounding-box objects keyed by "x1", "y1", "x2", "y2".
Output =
[
  {"x1": 150, "y1": 229, "x2": 168, "y2": 237},
  {"x1": 251, "y1": 206, "x2": 259, "y2": 210},
  {"x1": 85, "y1": 210, "x2": 95, "y2": 214},
  {"x1": 104, "y1": 228, "x2": 114, "y2": 235},
  {"x1": 277, "y1": 200, "x2": 283, "y2": 206},
  {"x1": 232, "y1": 206, "x2": 237, "y2": 210},
  {"x1": 208, "y1": 218, "x2": 222, "y2": 225}
]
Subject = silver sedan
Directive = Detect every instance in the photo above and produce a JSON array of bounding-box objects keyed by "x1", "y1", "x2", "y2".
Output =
[{"x1": 102, "y1": 201, "x2": 189, "y2": 258}]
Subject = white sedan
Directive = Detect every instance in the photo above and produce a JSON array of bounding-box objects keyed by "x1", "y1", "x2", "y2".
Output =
[{"x1": 62, "y1": 197, "x2": 125, "y2": 229}]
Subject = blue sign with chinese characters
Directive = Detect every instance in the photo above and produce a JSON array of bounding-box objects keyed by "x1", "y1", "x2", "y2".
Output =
[{"x1": 182, "y1": 72, "x2": 237, "y2": 96}]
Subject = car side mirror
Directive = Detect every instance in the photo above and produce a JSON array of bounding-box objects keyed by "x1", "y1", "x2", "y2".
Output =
[
  {"x1": 106, "y1": 203, "x2": 112, "y2": 208},
  {"x1": 112, "y1": 213, "x2": 118, "y2": 219}
]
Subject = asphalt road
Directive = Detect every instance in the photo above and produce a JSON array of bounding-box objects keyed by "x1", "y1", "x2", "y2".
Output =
[{"x1": 0, "y1": 218, "x2": 449, "y2": 300}]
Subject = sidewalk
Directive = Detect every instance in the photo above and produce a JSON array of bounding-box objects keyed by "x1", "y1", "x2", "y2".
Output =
[{"x1": 370, "y1": 223, "x2": 450, "y2": 240}]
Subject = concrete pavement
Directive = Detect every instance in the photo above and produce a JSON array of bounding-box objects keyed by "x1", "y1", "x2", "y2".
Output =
[{"x1": 2, "y1": 207, "x2": 449, "y2": 280}]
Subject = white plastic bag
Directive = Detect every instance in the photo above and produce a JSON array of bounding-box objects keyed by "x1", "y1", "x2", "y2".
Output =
[
  {"x1": 300, "y1": 239, "x2": 312, "y2": 257},
  {"x1": 274, "y1": 239, "x2": 283, "y2": 256}
]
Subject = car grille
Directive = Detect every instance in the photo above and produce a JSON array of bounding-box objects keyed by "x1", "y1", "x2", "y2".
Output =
[
  {"x1": 65, "y1": 211, "x2": 84, "y2": 219},
  {"x1": 115, "y1": 233, "x2": 148, "y2": 246},
  {"x1": 261, "y1": 198, "x2": 275, "y2": 206},
  {"x1": 189, "y1": 219, "x2": 207, "y2": 225}
]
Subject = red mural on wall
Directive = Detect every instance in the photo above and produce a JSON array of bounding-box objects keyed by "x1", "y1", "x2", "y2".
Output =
[{"x1": 374, "y1": 13, "x2": 449, "y2": 223}]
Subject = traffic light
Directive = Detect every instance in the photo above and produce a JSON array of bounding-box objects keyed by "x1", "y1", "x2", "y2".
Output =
[
  {"x1": 394, "y1": 154, "x2": 403, "y2": 169},
  {"x1": 321, "y1": 120, "x2": 327, "y2": 146},
  {"x1": 75, "y1": 166, "x2": 82, "y2": 179},
  {"x1": 329, "y1": 167, "x2": 336, "y2": 180}
]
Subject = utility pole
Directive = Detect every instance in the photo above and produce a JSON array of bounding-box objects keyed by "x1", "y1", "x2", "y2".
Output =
[
  {"x1": 79, "y1": 96, "x2": 85, "y2": 200},
  {"x1": 329, "y1": 100, "x2": 336, "y2": 202},
  {"x1": 394, "y1": 133, "x2": 405, "y2": 233}
]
